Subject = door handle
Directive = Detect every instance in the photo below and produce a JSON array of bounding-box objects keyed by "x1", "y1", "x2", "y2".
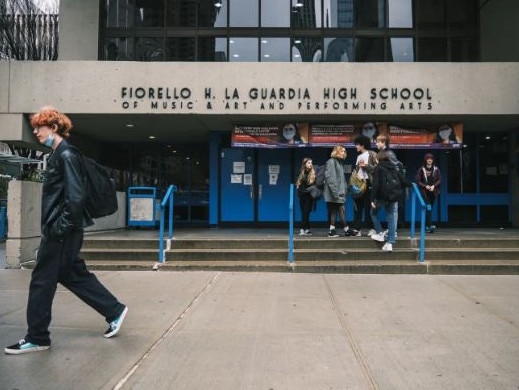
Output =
[{"x1": 258, "y1": 184, "x2": 263, "y2": 200}]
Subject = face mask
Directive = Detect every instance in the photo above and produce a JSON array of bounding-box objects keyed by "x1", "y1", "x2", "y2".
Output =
[
  {"x1": 439, "y1": 129, "x2": 452, "y2": 140},
  {"x1": 283, "y1": 125, "x2": 296, "y2": 140},
  {"x1": 44, "y1": 133, "x2": 55, "y2": 147}
]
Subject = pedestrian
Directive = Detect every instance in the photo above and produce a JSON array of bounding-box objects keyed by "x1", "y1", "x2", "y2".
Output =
[
  {"x1": 349, "y1": 135, "x2": 378, "y2": 237},
  {"x1": 296, "y1": 157, "x2": 316, "y2": 235},
  {"x1": 374, "y1": 134, "x2": 405, "y2": 231},
  {"x1": 415, "y1": 152, "x2": 441, "y2": 232},
  {"x1": 324, "y1": 145, "x2": 349, "y2": 237},
  {"x1": 5, "y1": 107, "x2": 128, "y2": 355},
  {"x1": 370, "y1": 150, "x2": 408, "y2": 252}
]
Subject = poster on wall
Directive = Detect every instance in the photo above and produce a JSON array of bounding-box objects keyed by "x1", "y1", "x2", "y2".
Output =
[
  {"x1": 232, "y1": 122, "x2": 463, "y2": 149},
  {"x1": 388, "y1": 123, "x2": 463, "y2": 149},
  {"x1": 232, "y1": 124, "x2": 309, "y2": 147}
]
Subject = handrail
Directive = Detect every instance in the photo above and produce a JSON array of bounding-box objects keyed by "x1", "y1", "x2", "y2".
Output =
[
  {"x1": 288, "y1": 184, "x2": 294, "y2": 264},
  {"x1": 410, "y1": 183, "x2": 431, "y2": 263},
  {"x1": 158, "y1": 184, "x2": 177, "y2": 264}
]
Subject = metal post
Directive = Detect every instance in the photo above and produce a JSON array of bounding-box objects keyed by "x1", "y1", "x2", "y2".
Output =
[{"x1": 288, "y1": 184, "x2": 294, "y2": 264}]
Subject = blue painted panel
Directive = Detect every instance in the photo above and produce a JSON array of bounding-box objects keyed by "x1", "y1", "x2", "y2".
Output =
[
  {"x1": 257, "y1": 149, "x2": 292, "y2": 222},
  {"x1": 220, "y1": 148, "x2": 254, "y2": 221}
]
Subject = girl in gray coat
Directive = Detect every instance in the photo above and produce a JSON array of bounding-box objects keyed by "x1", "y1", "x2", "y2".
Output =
[{"x1": 324, "y1": 145, "x2": 349, "y2": 237}]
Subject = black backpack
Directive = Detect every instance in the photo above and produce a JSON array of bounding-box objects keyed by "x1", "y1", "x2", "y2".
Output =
[
  {"x1": 380, "y1": 167, "x2": 404, "y2": 202},
  {"x1": 314, "y1": 164, "x2": 326, "y2": 189},
  {"x1": 83, "y1": 156, "x2": 118, "y2": 219}
]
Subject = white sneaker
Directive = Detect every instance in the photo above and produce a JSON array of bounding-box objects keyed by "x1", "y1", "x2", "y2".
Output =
[
  {"x1": 367, "y1": 229, "x2": 376, "y2": 237},
  {"x1": 383, "y1": 230, "x2": 397, "y2": 238},
  {"x1": 299, "y1": 229, "x2": 306, "y2": 236},
  {"x1": 370, "y1": 232, "x2": 385, "y2": 242},
  {"x1": 382, "y1": 243, "x2": 393, "y2": 252}
]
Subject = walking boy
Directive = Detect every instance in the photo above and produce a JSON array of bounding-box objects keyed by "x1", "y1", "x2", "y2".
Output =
[{"x1": 5, "y1": 107, "x2": 128, "y2": 355}]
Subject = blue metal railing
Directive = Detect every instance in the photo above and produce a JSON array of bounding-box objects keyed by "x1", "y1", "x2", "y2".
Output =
[
  {"x1": 288, "y1": 184, "x2": 294, "y2": 263},
  {"x1": 410, "y1": 183, "x2": 431, "y2": 263},
  {"x1": 158, "y1": 185, "x2": 177, "y2": 263}
]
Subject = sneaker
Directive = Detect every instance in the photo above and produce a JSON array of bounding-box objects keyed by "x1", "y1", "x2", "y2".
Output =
[
  {"x1": 5, "y1": 339, "x2": 50, "y2": 355},
  {"x1": 349, "y1": 229, "x2": 361, "y2": 237},
  {"x1": 299, "y1": 229, "x2": 306, "y2": 236},
  {"x1": 371, "y1": 232, "x2": 385, "y2": 242},
  {"x1": 430, "y1": 225, "x2": 436, "y2": 233},
  {"x1": 104, "y1": 306, "x2": 128, "y2": 338},
  {"x1": 383, "y1": 230, "x2": 397, "y2": 238},
  {"x1": 382, "y1": 242, "x2": 393, "y2": 252},
  {"x1": 367, "y1": 229, "x2": 376, "y2": 237},
  {"x1": 328, "y1": 229, "x2": 339, "y2": 238},
  {"x1": 304, "y1": 229, "x2": 312, "y2": 236}
]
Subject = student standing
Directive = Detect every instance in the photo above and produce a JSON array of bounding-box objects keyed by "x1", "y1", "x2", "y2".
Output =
[
  {"x1": 296, "y1": 157, "x2": 316, "y2": 235},
  {"x1": 370, "y1": 150, "x2": 407, "y2": 252},
  {"x1": 350, "y1": 135, "x2": 377, "y2": 237},
  {"x1": 324, "y1": 145, "x2": 349, "y2": 237},
  {"x1": 415, "y1": 153, "x2": 441, "y2": 232},
  {"x1": 5, "y1": 107, "x2": 128, "y2": 355}
]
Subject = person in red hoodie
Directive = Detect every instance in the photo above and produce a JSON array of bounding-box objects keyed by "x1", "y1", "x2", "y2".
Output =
[{"x1": 415, "y1": 153, "x2": 441, "y2": 233}]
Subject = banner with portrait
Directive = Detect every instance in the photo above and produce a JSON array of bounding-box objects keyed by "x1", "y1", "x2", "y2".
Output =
[{"x1": 232, "y1": 123, "x2": 309, "y2": 148}]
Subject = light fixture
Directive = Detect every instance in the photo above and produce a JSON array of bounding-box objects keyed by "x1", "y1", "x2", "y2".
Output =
[
  {"x1": 232, "y1": 54, "x2": 240, "y2": 58},
  {"x1": 263, "y1": 54, "x2": 270, "y2": 58},
  {"x1": 295, "y1": 2, "x2": 304, "y2": 7},
  {"x1": 214, "y1": 1, "x2": 222, "y2": 8},
  {"x1": 148, "y1": 135, "x2": 156, "y2": 139},
  {"x1": 125, "y1": 123, "x2": 134, "y2": 128},
  {"x1": 294, "y1": 39, "x2": 302, "y2": 44},
  {"x1": 261, "y1": 39, "x2": 268, "y2": 44}
]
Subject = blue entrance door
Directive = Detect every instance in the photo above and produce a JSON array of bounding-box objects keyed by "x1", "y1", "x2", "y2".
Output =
[
  {"x1": 257, "y1": 149, "x2": 292, "y2": 222},
  {"x1": 220, "y1": 148, "x2": 255, "y2": 221}
]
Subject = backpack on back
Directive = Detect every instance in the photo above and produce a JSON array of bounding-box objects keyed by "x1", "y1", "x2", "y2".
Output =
[
  {"x1": 314, "y1": 164, "x2": 326, "y2": 189},
  {"x1": 380, "y1": 167, "x2": 404, "y2": 202},
  {"x1": 83, "y1": 156, "x2": 118, "y2": 219}
]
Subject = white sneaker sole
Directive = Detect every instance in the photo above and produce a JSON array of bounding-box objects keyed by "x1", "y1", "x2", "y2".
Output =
[
  {"x1": 104, "y1": 306, "x2": 128, "y2": 338},
  {"x1": 4, "y1": 345, "x2": 50, "y2": 355}
]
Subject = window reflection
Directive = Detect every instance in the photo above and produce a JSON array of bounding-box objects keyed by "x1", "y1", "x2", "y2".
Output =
[
  {"x1": 197, "y1": 37, "x2": 227, "y2": 61},
  {"x1": 292, "y1": 37, "x2": 322, "y2": 62},
  {"x1": 135, "y1": 0, "x2": 165, "y2": 27},
  {"x1": 229, "y1": 38, "x2": 258, "y2": 61},
  {"x1": 135, "y1": 37, "x2": 164, "y2": 61},
  {"x1": 324, "y1": 38, "x2": 354, "y2": 62},
  {"x1": 106, "y1": 0, "x2": 134, "y2": 27},
  {"x1": 323, "y1": 0, "x2": 353, "y2": 28},
  {"x1": 356, "y1": 0, "x2": 385, "y2": 28},
  {"x1": 103, "y1": 38, "x2": 132, "y2": 61},
  {"x1": 166, "y1": 38, "x2": 196, "y2": 61},
  {"x1": 262, "y1": 0, "x2": 289, "y2": 27},
  {"x1": 388, "y1": 0, "x2": 413, "y2": 28},
  {"x1": 389, "y1": 38, "x2": 413, "y2": 61},
  {"x1": 355, "y1": 38, "x2": 384, "y2": 61},
  {"x1": 230, "y1": 0, "x2": 258, "y2": 27},
  {"x1": 214, "y1": 0, "x2": 228, "y2": 27},
  {"x1": 291, "y1": 0, "x2": 322, "y2": 28},
  {"x1": 260, "y1": 38, "x2": 290, "y2": 61}
]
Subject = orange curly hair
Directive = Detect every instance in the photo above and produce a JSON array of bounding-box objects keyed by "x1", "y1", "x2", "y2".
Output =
[{"x1": 30, "y1": 106, "x2": 73, "y2": 139}]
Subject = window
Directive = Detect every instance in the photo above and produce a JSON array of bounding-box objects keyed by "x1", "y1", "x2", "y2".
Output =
[
  {"x1": 260, "y1": 38, "x2": 290, "y2": 62},
  {"x1": 230, "y1": 0, "x2": 258, "y2": 27},
  {"x1": 323, "y1": 0, "x2": 354, "y2": 28},
  {"x1": 229, "y1": 38, "x2": 258, "y2": 61},
  {"x1": 355, "y1": 38, "x2": 384, "y2": 61},
  {"x1": 292, "y1": 37, "x2": 322, "y2": 62},
  {"x1": 324, "y1": 38, "x2": 354, "y2": 62},
  {"x1": 356, "y1": 0, "x2": 385, "y2": 29},
  {"x1": 389, "y1": 37, "x2": 414, "y2": 61},
  {"x1": 166, "y1": 38, "x2": 196, "y2": 61},
  {"x1": 451, "y1": 39, "x2": 478, "y2": 62},
  {"x1": 261, "y1": 0, "x2": 289, "y2": 27},
  {"x1": 416, "y1": 0, "x2": 445, "y2": 30},
  {"x1": 388, "y1": 0, "x2": 413, "y2": 28},
  {"x1": 135, "y1": 37, "x2": 164, "y2": 61},
  {"x1": 291, "y1": 0, "x2": 322, "y2": 28},
  {"x1": 418, "y1": 38, "x2": 447, "y2": 61}
]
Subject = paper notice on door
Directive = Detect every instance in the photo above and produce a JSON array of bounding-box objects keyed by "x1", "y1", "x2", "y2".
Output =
[
  {"x1": 231, "y1": 174, "x2": 242, "y2": 184},
  {"x1": 243, "y1": 174, "x2": 252, "y2": 185},
  {"x1": 269, "y1": 165, "x2": 280, "y2": 174},
  {"x1": 269, "y1": 174, "x2": 278, "y2": 185},
  {"x1": 233, "y1": 162, "x2": 245, "y2": 174}
]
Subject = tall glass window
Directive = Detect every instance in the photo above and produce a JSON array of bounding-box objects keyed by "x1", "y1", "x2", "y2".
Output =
[
  {"x1": 260, "y1": 38, "x2": 290, "y2": 61},
  {"x1": 230, "y1": 0, "x2": 258, "y2": 27},
  {"x1": 135, "y1": 37, "x2": 164, "y2": 61},
  {"x1": 291, "y1": 0, "x2": 322, "y2": 28},
  {"x1": 324, "y1": 38, "x2": 354, "y2": 62},
  {"x1": 261, "y1": 0, "x2": 289, "y2": 27},
  {"x1": 416, "y1": 0, "x2": 445, "y2": 30},
  {"x1": 292, "y1": 37, "x2": 323, "y2": 62},
  {"x1": 229, "y1": 38, "x2": 258, "y2": 61},
  {"x1": 355, "y1": 38, "x2": 384, "y2": 61},
  {"x1": 166, "y1": 38, "x2": 196, "y2": 61},
  {"x1": 388, "y1": 0, "x2": 413, "y2": 28},
  {"x1": 323, "y1": 0, "x2": 354, "y2": 28},
  {"x1": 389, "y1": 38, "x2": 414, "y2": 61},
  {"x1": 356, "y1": 0, "x2": 385, "y2": 28},
  {"x1": 214, "y1": 0, "x2": 228, "y2": 27}
]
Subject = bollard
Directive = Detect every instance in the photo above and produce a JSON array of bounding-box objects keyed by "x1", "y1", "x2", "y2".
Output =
[{"x1": 0, "y1": 206, "x2": 6, "y2": 240}]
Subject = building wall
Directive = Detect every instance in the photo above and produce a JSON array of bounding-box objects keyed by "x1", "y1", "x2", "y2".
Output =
[
  {"x1": 1, "y1": 62, "x2": 518, "y2": 116},
  {"x1": 58, "y1": 0, "x2": 99, "y2": 61},
  {"x1": 480, "y1": 0, "x2": 519, "y2": 61}
]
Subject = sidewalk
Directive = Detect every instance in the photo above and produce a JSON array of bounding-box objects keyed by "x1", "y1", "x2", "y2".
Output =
[{"x1": 1, "y1": 269, "x2": 518, "y2": 389}]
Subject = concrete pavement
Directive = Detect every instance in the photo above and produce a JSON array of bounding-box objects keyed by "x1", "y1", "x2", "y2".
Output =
[{"x1": 1, "y1": 270, "x2": 519, "y2": 389}]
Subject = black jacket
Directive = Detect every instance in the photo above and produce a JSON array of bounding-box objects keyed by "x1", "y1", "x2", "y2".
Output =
[{"x1": 42, "y1": 140, "x2": 93, "y2": 239}]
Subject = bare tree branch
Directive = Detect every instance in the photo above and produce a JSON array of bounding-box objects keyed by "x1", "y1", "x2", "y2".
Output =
[{"x1": 0, "y1": 0, "x2": 59, "y2": 60}]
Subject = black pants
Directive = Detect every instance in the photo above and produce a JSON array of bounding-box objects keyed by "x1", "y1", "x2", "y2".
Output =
[
  {"x1": 352, "y1": 190, "x2": 372, "y2": 231},
  {"x1": 299, "y1": 192, "x2": 313, "y2": 230},
  {"x1": 424, "y1": 192, "x2": 437, "y2": 227},
  {"x1": 25, "y1": 229, "x2": 125, "y2": 346},
  {"x1": 327, "y1": 202, "x2": 347, "y2": 229}
]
